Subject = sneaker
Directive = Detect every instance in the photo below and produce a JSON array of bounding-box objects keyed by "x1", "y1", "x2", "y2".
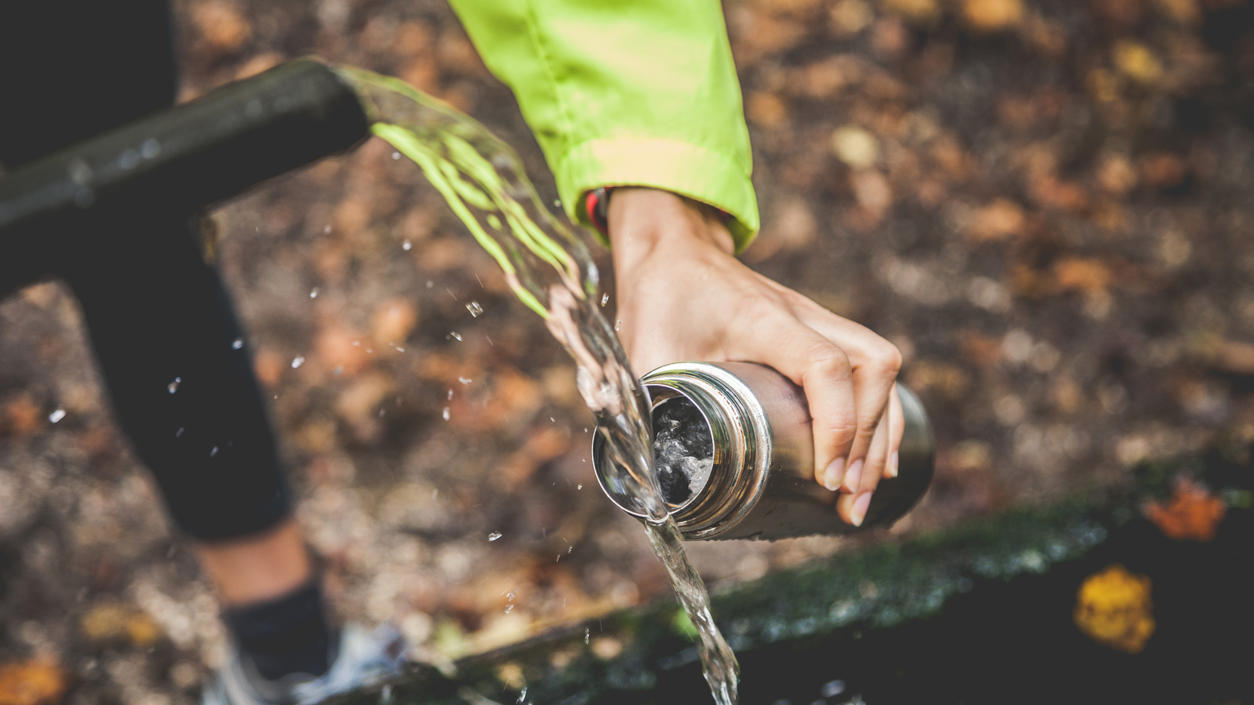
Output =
[{"x1": 202, "y1": 623, "x2": 408, "y2": 705}]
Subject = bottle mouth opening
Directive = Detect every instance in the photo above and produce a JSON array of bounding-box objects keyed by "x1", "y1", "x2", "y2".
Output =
[
  {"x1": 649, "y1": 393, "x2": 715, "y2": 511},
  {"x1": 592, "y1": 384, "x2": 716, "y2": 518}
]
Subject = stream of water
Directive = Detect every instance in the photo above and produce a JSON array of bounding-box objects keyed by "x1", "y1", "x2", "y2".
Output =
[{"x1": 340, "y1": 67, "x2": 740, "y2": 704}]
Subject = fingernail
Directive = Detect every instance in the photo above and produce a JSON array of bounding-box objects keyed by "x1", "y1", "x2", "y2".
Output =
[
  {"x1": 842, "y1": 458, "x2": 863, "y2": 494},
  {"x1": 887, "y1": 451, "x2": 899, "y2": 478},
  {"x1": 822, "y1": 458, "x2": 846, "y2": 491},
  {"x1": 851, "y1": 492, "x2": 872, "y2": 527}
]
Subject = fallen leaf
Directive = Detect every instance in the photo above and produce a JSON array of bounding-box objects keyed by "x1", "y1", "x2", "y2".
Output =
[
  {"x1": 2, "y1": 393, "x2": 42, "y2": 436},
  {"x1": 746, "y1": 91, "x2": 788, "y2": 129},
  {"x1": 314, "y1": 323, "x2": 371, "y2": 377},
  {"x1": 1052, "y1": 257, "x2": 1113, "y2": 294},
  {"x1": 371, "y1": 298, "x2": 420, "y2": 347},
  {"x1": 252, "y1": 348, "x2": 285, "y2": 389},
  {"x1": 191, "y1": 1, "x2": 251, "y2": 54},
  {"x1": 967, "y1": 199, "x2": 1026, "y2": 241},
  {"x1": 830, "y1": 126, "x2": 880, "y2": 168},
  {"x1": 1074, "y1": 564, "x2": 1154, "y2": 653},
  {"x1": 0, "y1": 661, "x2": 66, "y2": 705},
  {"x1": 1140, "y1": 153, "x2": 1188, "y2": 190},
  {"x1": 1144, "y1": 475, "x2": 1226, "y2": 541},
  {"x1": 335, "y1": 372, "x2": 395, "y2": 436},
  {"x1": 80, "y1": 603, "x2": 162, "y2": 647},
  {"x1": 1097, "y1": 154, "x2": 1138, "y2": 194},
  {"x1": 1113, "y1": 40, "x2": 1165, "y2": 85},
  {"x1": 829, "y1": 0, "x2": 874, "y2": 35},
  {"x1": 962, "y1": 0, "x2": 1025, "y2": 32}
]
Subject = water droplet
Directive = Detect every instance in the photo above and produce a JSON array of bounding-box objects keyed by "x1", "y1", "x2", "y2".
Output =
[
  {"x1": 447, "y1": 389, "x2": 454, "y2": 400},
  {"x1": 231, "y1": 338, "x2": 244, "y2": 350},
  {"x1": 584, "y1": 627, "x2": 591, "y2": 644},
  {"x1": 820, "y1": 680, "x2": 846, "y2": 698},
  {"x1": 209, "y1": 446, "x2": 220, "y2": 458},
  {"x1": 309, "y1": 287, "x2": 319, "y2": 299},
  {"x1": 442, "y1": 406, "x2": 451, "y2": 421},
  {"x1": 392, "y1": 151, "x2": 401, "y2": 160},
  {"x1": 167, "y1": 377, "x2": 182, "y2": 394},
  {"x1": 614, "y1": 319, "x2": 623, "y2": 332},
  {"x1": 446, "y1": 331, "x2": 463, "y2": 342},
  {"x1": 488, "y1": 531, "x2": 502, "y2": 542},
  {"x1": 175, "y1": 427, "x2": 185, "y2": 438},
  {"x1": 465, "y1": 301, "x2": 483, "y2": 317},
  {"x1": 118, "y1": 148, "x2": 140, "y2": 170},
  {"x1": 458, "y1": 376, "x2": 473, "y2": 385},
  {"x1": 141, "y1": 138, "x2": 160, "y2": 159},
  {"x1": 323, "y1": 225, "x2": 332, "y2": 234},
  {"x1": 425, "y1": 280, "x2": 433, "y2": 289},
  {"x1": 516, "y1": 686, "x2": 527, "y2": 703},
  {"x1": 392, "y1": 344, "x2": 406, "y2": 352},
  {"x1": 576, "y1": 483, "x2": 583, "y2": 490},
  {"x1": 48, "y1": 409, "x2": 66, "y2": 424},
  {"x1": 600, "y1": 293, "x2": 609, "y2": 307},
  {"x1": 402, "y1": 239, "x2": 412, "y2": 251},
  {"x1": 291, "y1": 356, "x2": 305, "y2": 369}
]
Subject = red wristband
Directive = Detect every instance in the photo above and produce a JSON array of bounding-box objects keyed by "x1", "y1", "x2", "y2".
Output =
[{"x1": 584, "y1": 187, "x2": 612, "y2": 238}]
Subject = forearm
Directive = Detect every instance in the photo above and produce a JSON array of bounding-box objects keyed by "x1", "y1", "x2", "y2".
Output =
[{"x1": 607, "y1": 188, "x2": 735, "y2": 272}]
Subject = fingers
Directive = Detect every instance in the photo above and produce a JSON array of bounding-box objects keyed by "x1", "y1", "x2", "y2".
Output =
[
  {"x1": 836, "y1": 410, "x2": 889, "y2": 526},
  {"x1": 885, "y1": 384, "x2": 904, "y2": 479},
  {"x1": 796, "y1": 312, "x2": 901, "y2": 490},
  {"x1": 798, "y1": 344, "x2": 859, "y2": 493},
  {"x1": 836, "y1": 348, "x2": 899, "y2": 495},
  {"x1": 746, "y1": 322, "x2": 857, "y2": 492}
]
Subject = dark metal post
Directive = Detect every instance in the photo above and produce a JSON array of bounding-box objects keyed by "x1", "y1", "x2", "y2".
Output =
[{"x1": 0, "y1": 58, "x2": 371, "y2": 293}]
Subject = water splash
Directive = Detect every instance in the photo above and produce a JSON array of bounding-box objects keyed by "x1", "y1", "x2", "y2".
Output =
[{"x1": 343, "y1": 66, "x2": 739, "y2": 704}]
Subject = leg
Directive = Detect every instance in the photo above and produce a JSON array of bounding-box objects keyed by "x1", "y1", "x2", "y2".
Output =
[{"x1": 62, "y1": 220, "x2": 334, "y2": 679}]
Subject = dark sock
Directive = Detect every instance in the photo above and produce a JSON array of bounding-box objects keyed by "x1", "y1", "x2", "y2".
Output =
[{"x1": 221, "y1": 576, "x2": 338, "y2": 681}]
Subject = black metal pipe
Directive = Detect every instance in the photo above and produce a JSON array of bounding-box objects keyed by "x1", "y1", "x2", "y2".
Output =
[{"x1": 0, "y1": 58, "x2": 370, "y2": 293}]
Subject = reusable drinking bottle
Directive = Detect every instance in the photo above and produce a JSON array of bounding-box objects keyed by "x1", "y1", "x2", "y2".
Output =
[{"x1": 593, "y1": 361, "x2": 934, "y2": 540}]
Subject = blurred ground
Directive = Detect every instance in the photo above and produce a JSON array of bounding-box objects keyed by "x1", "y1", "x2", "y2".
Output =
[{"x1": 2, "y1": 0, "x2": 1254, "y2": 702}]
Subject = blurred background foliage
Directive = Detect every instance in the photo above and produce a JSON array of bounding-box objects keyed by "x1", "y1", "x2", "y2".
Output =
[{"x1": 2, "y1": 0, "x2": 1253, "y2": 702}]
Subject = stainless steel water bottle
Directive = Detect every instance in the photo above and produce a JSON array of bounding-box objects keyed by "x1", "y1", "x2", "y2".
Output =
[{"x1": 592, "y1": 361, "x2": 934, "y2": 540}]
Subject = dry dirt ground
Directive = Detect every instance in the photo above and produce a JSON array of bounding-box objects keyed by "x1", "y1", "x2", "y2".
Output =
[{"x1": 2, "y1": 0, "x2": 1253, "y2": 702}]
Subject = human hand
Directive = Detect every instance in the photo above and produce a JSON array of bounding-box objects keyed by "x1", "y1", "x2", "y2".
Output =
[{"x1": 607, "y1": 188, "x2": 903, "y2": 526}]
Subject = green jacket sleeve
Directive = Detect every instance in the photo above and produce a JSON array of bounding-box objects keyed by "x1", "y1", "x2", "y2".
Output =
[{"x1": 447, "y1": 0, "x2": 760, "y2": 251}]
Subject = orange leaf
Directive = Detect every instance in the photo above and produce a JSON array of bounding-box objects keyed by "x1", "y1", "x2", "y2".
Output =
[
  {"x1": 0, "y1": 661, "x2": 66, "y2": 705},
  {"x1": 1144, "y1": 476, "x2": 1226, "y2": 541}
]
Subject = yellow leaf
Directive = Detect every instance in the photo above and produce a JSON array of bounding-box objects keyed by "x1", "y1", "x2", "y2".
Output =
[{"x1": 1074, "y1": 565, "x2": 1155, "y2": 653}]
